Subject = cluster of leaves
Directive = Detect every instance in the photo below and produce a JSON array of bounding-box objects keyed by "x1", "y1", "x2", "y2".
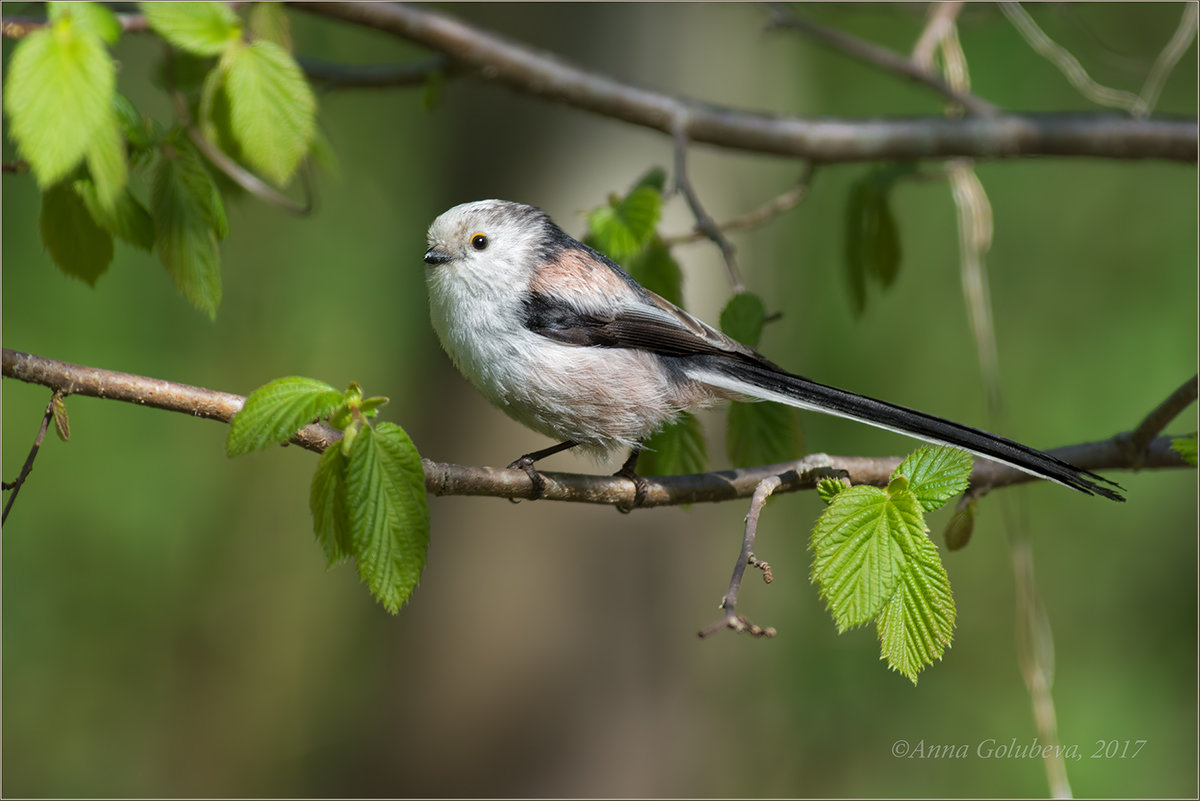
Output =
[
  {"x1": 227, "y1": 378, "x2": 428, "y2": 613},
  {"x1": 582, "y1": 170, "x2": 802, "y2": 476},
  {"x1": 844, "y1": 163, "x2": 916, "y2": 315},
  {"x1": 812, "y1": 446, "x2": 971, "y2": 683},
  {"x1": 3, "y1": 1, "x2": 318, "y2": 318}
]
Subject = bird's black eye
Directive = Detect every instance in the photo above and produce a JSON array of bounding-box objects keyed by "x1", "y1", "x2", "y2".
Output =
[{"x1": 471, "y1": 233, "x2": 489, "y2": 251}]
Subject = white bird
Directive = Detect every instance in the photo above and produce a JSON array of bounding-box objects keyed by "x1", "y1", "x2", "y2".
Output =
[{"x1": 423, "y1": 199, "x2": 1123, "y2": 504}]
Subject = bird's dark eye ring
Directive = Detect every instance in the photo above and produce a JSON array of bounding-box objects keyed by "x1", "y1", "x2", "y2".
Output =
[{"x1": 471, "y1": 233, "x2": 489, "y2": 251}]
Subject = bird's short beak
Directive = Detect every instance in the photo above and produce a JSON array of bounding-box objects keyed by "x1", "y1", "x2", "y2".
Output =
[{"x1": 423, "y1": 248, "x2": 451, "y2": 266}]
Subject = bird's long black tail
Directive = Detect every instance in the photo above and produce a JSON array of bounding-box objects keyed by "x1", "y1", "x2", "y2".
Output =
[{"x1": 686, "y1": 357, "x2": 1124, "y2": 501}]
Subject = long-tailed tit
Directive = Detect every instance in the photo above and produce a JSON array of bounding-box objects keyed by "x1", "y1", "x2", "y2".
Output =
[{"x1": 423, "y1": 199, "x2": 1124, "y2": 504}]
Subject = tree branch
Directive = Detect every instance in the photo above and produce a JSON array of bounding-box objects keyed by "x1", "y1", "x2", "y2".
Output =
[
  {"x1": 294, "y1": 2, "x2": 1196, "y2": 164},
  {"x1": 5, "y1": 349, "x2": 1190, "y2": 513},
  {"x1": 763, "y1": 2, "x2": 997, "y2": 116}
]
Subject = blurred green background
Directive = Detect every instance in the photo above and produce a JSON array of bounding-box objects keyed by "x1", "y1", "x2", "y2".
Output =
[{"x1": 3, "y1": 3, "x2": 1196, "y2": 797}]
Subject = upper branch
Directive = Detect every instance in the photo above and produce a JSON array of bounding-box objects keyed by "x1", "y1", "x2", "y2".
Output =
[{"x1": 295, "y1": 2, "x2": 1197, "y2": 164}]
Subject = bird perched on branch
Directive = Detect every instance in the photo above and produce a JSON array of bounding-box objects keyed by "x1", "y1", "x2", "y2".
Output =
[{"x1": 423, "y1": 199, "x2": 1124, "y2": 504}]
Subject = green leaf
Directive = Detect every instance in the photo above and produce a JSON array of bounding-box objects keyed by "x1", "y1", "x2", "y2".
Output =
[
  {"x1": 75, "y1": 179, "x2": 155, "y2": 252},
  {"x1": 248, "y1": 2, "x2": 292, "y2": 49},
  {"x1": 811, "y1": 485, "x2": 919, "y2": 631},
  {"x1": 1170, "y1": 432, "x2": 1197, "y2": 467},
  {"x1": 942, "y1": 499, "x2": 977, "y2": 551},
  {"x1": 586, "y1": 183, "x2": 663, "y2": 265},
  {"x1": 720, "y1": 291, "x2": 767, "y2": 348},
  {"x1": 311, "y1": 443, "x2": 351, "y2": 565},
  {"x1": 894, "y1": 446, "x2": 973, "y2": 512},
  {"x1": 49, "y1": 1, "x2": 121, "y2": 44},
  {"x1": 726, "y1": 401, "x2": 801, "y2": 469},
  {"x1": 221, "y1": 39, "x2": 317, "y2": 184},
  {"x1": 344, "y1": 423, "x2": 430, "y2": 613},
  {"x1": 141, "y1": 1, "x2": 241, "y2": 56},
  {"x1": 152, "y1": 143, "x2": 226, "y2": 317},
  {"x1": 875, "y1": 530, "x2": 956, "y2": 684},
  {"x1": 844, "y1": 169, "x2": 904, "y2": 314},
  {"x1": 3, "y1": 20, "x2": 116, "y2": 187},
  {"x1": 843, "y1": 182, "x2": 869, "y2": 315},
  {"x1": 624, "y1": 236, "x2": 684, "y2": 306},
  {"x1": 632, "y1": 166, "x2": 667, "y2": 194},
  {"x1": 39, "y1": 182, "x2": 114, "y2": 286},
  {"x1": 226, "y1": 376, "x2": 344, "y2": 456},
  {"x1": 816, "y1": 477, "x2": 847, "y2": 505},
  {"x1": 639, "y1": 412, "x2": 707, "y2": 477},
  {"x1": 84, "y1": 109, "x2": 128, "y2": 213}
]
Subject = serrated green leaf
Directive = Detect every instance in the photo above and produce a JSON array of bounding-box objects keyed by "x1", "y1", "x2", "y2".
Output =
[
  {"x1": 625, "y1": 236, "x2": 683, "y2": 306},
  {"x1": 943, "y1": 499, "x2": 976, "y2": 551},
  {"x1": 52, "y1": 396, "x2": 71, "y2": 442},
  {"x1": 816, "y1": 477, "x2": 847, "y2": 505},
  {"x1": 226, "y1": 376, "x2": 344, "y2": 456},
  {"x1": 152, "y1": 143, "x2": 225, "y2": 316},
  {"x1": 311, "y1": 442, "x2": 351, "y2": 565},
  {"x1": 810, "y1": 484, "x2": 925, "y2": 632},
  {"x1": 895, "y1": 446, "x2": 973, "y2": 512},
  {"x1": 726, "y1": 401, "x2": 801, "y2": 469},
  {"x1": 248, "y1": 2, "x2": 292, "y2": 49},
  {"x1": 1170, "y1": 432, "x2": 1197, "y2": 466},
  {"x1": 75, "y1": 179, "x2": 155, "y2": 252},
  {"x1": 50, "y1": 1, "x2": 121, "y2": 44},
  {"x1": 875, "y1": 530, "x2": 956, "y2": 684},
  {"x1": 84, "y1": 109, "x2": 128, "y2": 213},
  {"x1": 142, "y1": 1, "x2": 241, "y2": 56},
  {"x1": 344, "y1": 423, "x2": 430, "y2": 613},
  {"x1": 221, "y1": 39, "x2": 317, "y2": 185},
  {"x1": 639, "y1": 412, "x2": 707, "y2": 477},
  {"x1": 39, "y1": 182, "x2": 114, "y2": 285},
  {"x1": 3, "y1": 21, "x2": 116, "y2": 187},
  {"x1": 719, "y1": 291, "x2": 767, "y2": 348}
]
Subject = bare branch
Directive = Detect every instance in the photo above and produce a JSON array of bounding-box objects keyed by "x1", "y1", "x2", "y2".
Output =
[
  {"x1": 293, "y1": 2, "x2": 1197, "y2": 164},
  {"x1": 1119, "y1": 373, "x2": 1199, "y2": 466},
  {"x1": 670, "y1": 118, "x2": 744, "y2": 292},
  {"x1": 1000, "y1": 2, "x2": 1144, "y2": 114},
  {"x1": 4, "y1": 349, "x2": 1190, "y2": 510},
  {"x1": 299, "y1": 55, "x2": 464, "y2": 90},
  {"x1": 1137, "y1": 3, "x2": 1200, "y2": 118},
  {"x1": 764, "y1": 2, "x2": 997, "y2": 116},
  {"x1": 2, "y1": 391, "x2": 61, "y2": 525},
  {"x1": 662, "y1": 164, "x2": 816, "y2": 247},
  {"x1": 698, "y1": 474, "x2": 792, "y2": 639}
]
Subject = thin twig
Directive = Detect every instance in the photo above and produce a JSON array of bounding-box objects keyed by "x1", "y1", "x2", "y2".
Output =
[
  {"x1": 294, "y1": 2, "x2": 1196, "y2": 163},
  {"x1": 1135, "y1": 3, "x2": 1199, "y2": 118},
  {"x1": 299, "y1": 55, "x2": 463, "y2": 90},
  {"x1": 698, "y1": 474, "x2": 787, "y2": 638},
  {"x1": 2, "y1": 391, "x2": 62, "y2": 525},
  {"x1": 999, "y1": 2, "x2": 1144, "y2": 114},
  {"x1": 165, "y1": 74, "x2": 315, "y2": 216},
  {"x1": 661, "y1": 164, "x2": 816, "y2": 246},
  {"x1": 1, "y1": 12, "x2": 148, "y2": 38},
  {"x1": 1120, "y1": 374, "x2": 1199, "y2": 466},
  {"x1": 670, "y1": 116, "x2": 744, "y2": 292},
  {"x1": 763, "y1": 2, "x2": 998, "y2": 116}
]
